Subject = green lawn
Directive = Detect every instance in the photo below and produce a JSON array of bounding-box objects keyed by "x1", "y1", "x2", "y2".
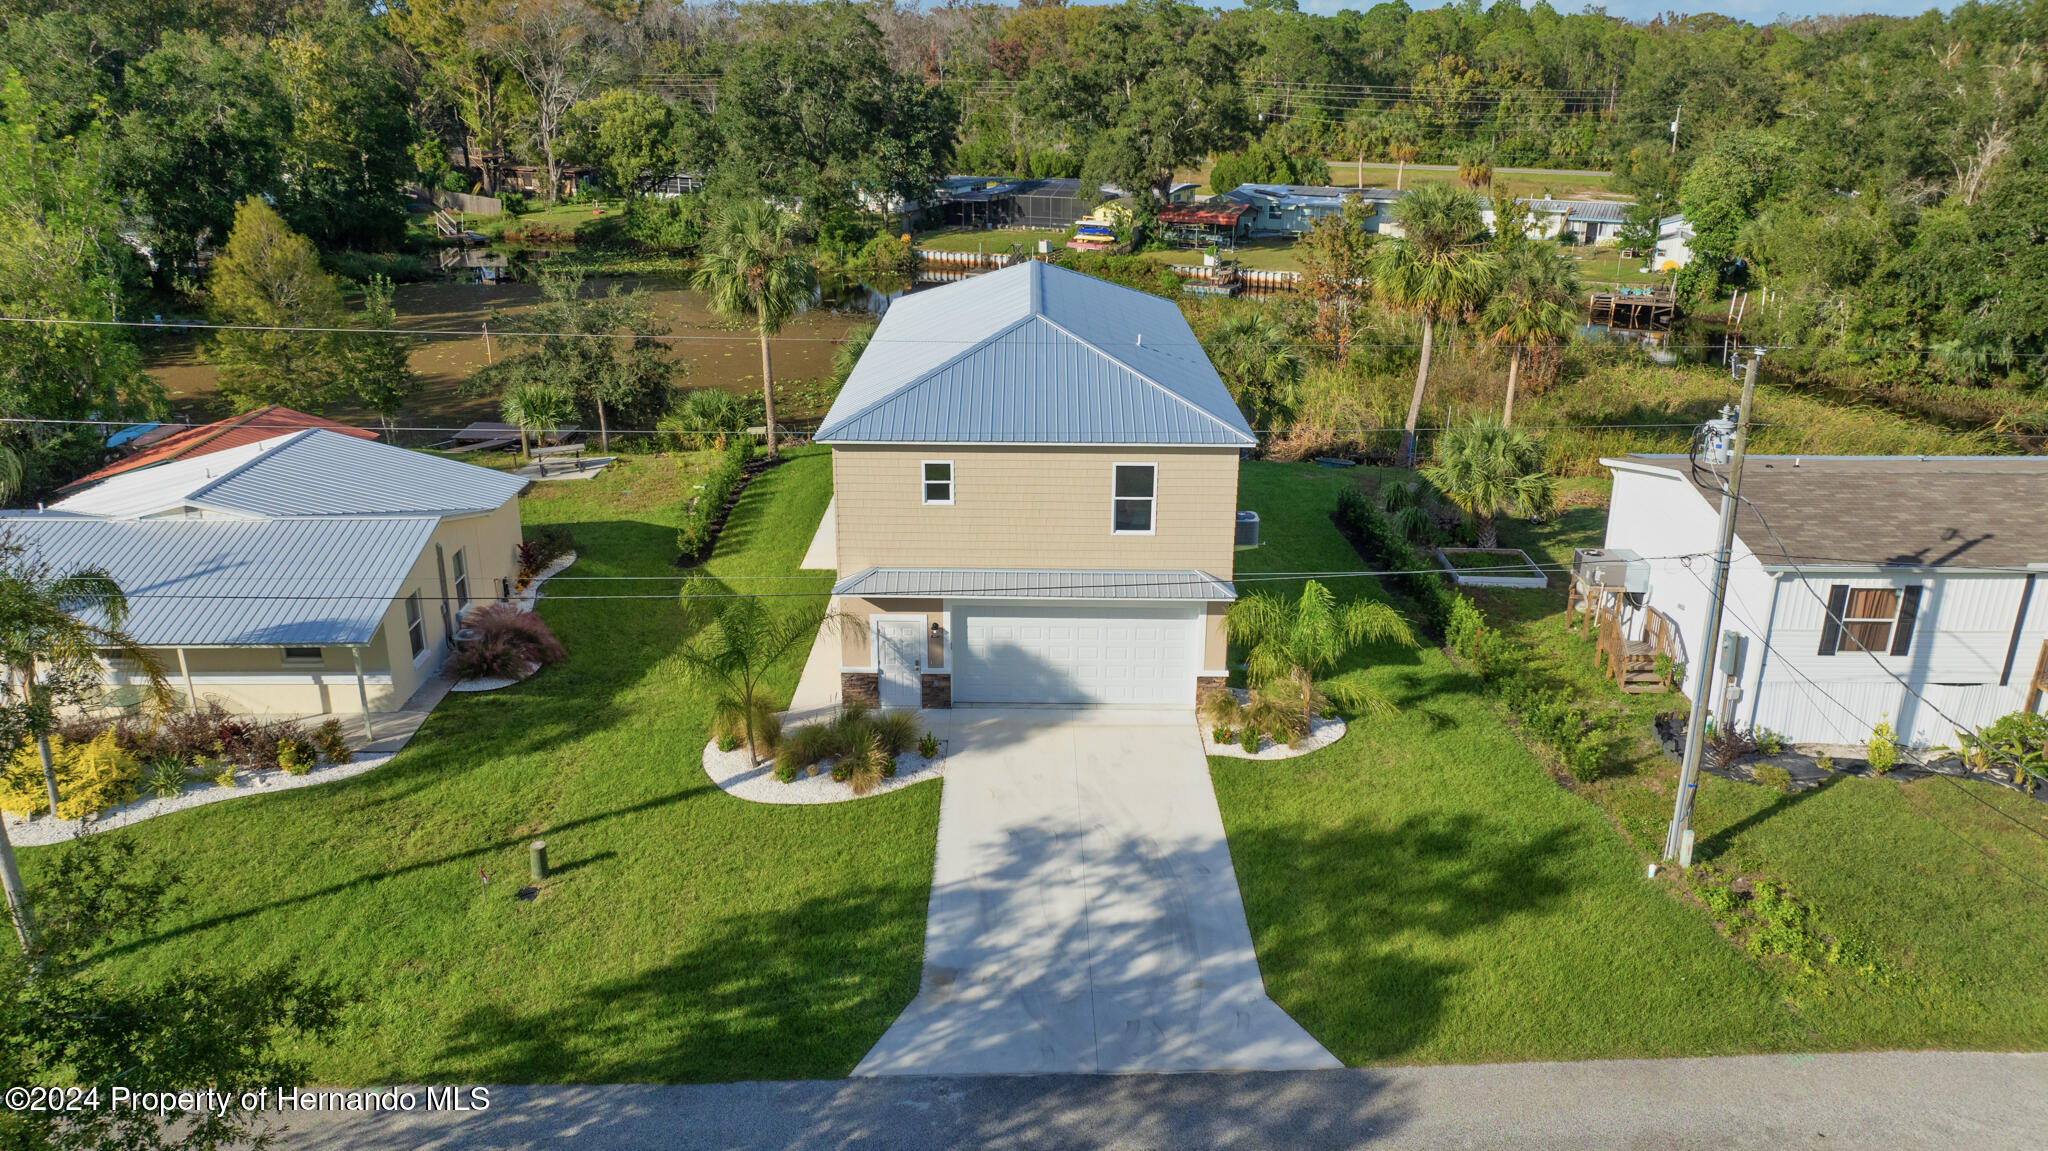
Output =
[
  {"x1": 1215, "y1": 461, "x2": 2048, "y2": 1063},
  {"x1": 914, "y1": 227, "x2": 1071, "y2": 255},
  {"x1": 28, "y1": 446, "x2": 942, "y2": 1085}
]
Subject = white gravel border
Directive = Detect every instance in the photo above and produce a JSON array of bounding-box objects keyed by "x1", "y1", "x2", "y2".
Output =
[
  {"x1": 703, "y1": 737, "x2": 946, "y2": 805},
  {"x1": 449, "y1": 552, "x2": 576, "y2": 693},
  {"x1": 1199, "y1": 688, "x2": 1349, "y2": 760},
  {"x1": 4, "y1": 754, "x2": 395, "y2": 847}
]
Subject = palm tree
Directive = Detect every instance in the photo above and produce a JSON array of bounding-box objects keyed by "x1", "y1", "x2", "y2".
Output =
[
  {"x1": 678, "y1": 597, "x2": 836, "y2": 766},
  {"x1": 499, "y1": 379, "x2": 575, "y2": 462},
  {"x1": 1420, "y1": 416, "x2": 1557, "y2": 549},
  {"x1": 1374, "y1": 183, "x2": 1499, "y2": 466},
  {"x1": 694, "y1": 201, "x2": 817, "y2": 459},
  {"x1": 1225, "y1": 579, "x2": 1415, "y2": 732},
  {"x1": 1482, "y1": 245, "x2": 1582, "y2": 426},
  {"x1": 0, "y1": 546, "x2": 169, "y2": 821},
  {"x1": 832, "y1": 323, "x2": 876, "y2": 387},
  {"x1": 1203, "y1": 312, "x2": 1305, "y2": 432},
  {"x1": 1388, "y1": 141, "x2": 1419, "y2": 190}
]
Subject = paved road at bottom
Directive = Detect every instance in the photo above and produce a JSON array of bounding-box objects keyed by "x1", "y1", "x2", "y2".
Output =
[{"x1": 267, "y1": 1051, "x2": 2045, "y2": 1150}]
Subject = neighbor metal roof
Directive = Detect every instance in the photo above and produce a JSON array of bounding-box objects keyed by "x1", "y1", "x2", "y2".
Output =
[
  {"x1": 815, "y1": 261, "x2": 1255, "y2": 446},
  {"x1": 0, "y1": 514, "x2": 440, "y2": 646},
  {"x1": 1612, "y1": 454, "x2": 2048, "y2": 569},
  {"x1": 63, "y1": 406, "x2": 378, "y2": 491},
  {"x1": 55, "y1": 429, "x2": 528, "y2": 519},
  {"x1": 834, "y1": 567, "x2": 1236, "y2": 601}
]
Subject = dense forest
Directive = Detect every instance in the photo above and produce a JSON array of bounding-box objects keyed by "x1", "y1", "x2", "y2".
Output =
[{"x1": 0, "y1": 0, "x2": 2043, "y2": 490}]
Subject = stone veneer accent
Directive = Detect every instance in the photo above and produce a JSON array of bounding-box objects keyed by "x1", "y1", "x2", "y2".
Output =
[
  {"x1": 1196, "y1": 675, "x2": 1230, "y2": 703},
  {"x1": 921, "y1": 673, "x2": 952, "y2": 709},
  {"x1": 841, "y1": 672, "x2": 880, "y2": 708}
]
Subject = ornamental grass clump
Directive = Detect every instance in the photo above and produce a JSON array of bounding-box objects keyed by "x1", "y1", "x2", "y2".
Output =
[
  {"x1": 449, "y1": 604, "x2": 567, "y2": 682},
  {"x1": 776, "y1": 704, "x2": 916, "y2": 789}
]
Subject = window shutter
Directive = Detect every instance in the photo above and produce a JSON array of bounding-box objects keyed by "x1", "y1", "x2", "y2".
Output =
[
  {"x1": 1890, "y1": 585, "x2": 1923, "y2": 656},
  {"x1": 1818, "y1": 584, "x2": 1849, "y2": 655}
]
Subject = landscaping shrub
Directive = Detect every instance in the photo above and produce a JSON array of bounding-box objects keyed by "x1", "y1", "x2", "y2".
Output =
[
  {"x1": 776, "y1": 705, "x2": 916, "y2": 786},
  {"x1": 676, "y1": 439, "x2": 755, "y2": 561},
  {"x1": 0, "y1": 733, "x2": 143, "y2": 819},
  {"x1": 918, "y1": 732, "x2": 940, "y2": 759},
  {"x1": 1954, "y1": 710, "x2": 2047, "y2": 791},
  {"x1": 659, "y1": 389, "x2": 754, "y2": 451},
  {"x1": 144, "y1": 760, "x2": 190, "y2": 800},
  {"x1": 1755, "y1": 729, "x2": 1786, "y2": 756},
  {"x1": 449, "y1": 604, "x2": 567, "y2": 681},
  {"x1": 832, "y1": 730, "x2": 894, "y2": 795},
  {"x1": 210, "y1": 764, "x2": 238, "y2": 789},
  {"x1": 1335, "y1": 486, "x2": 1458, "y2": 635},
  {"x1": 1866, "y1": 719, "x2": 1899, "y2": 773},
  {"x1": 711, "y1": 696, "x2": 781, "y2": 759},
  {"x1": 1755, "y1": 763, "x2": 1795, "y2": 793},
  {"x1": 519, "y1": 525, "x2": 576, "y2": 579},
  {"x1": 311, "y1": 718, "x2": 353, "y2": 764},
  {"x1": 275, "y1": 736, "x2": 317, "y2": 776}
]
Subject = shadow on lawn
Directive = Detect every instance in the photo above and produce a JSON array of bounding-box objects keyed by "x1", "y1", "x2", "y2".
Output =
[
  {"x1": 428, "y1": 879, "x2": 932, "y2": 1083},
  {"x1": 1231, "y1": 810, "x2": 1581, "y2": 1062},
  {"x1": 1694, "y1": 774, "x2": 1844, "y2": 863}
]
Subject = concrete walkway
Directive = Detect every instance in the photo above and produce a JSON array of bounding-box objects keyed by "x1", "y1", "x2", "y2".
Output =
[
  {"x1": 264, "y1": 1052, "x2": 2048, "y2": 1150},
  {"x1": 854, "y1": 709, "x2": 1337, "y2": 1075}
]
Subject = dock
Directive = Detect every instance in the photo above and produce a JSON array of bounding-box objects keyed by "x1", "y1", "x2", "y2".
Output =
[{"x1": 1588, "y1": 288, "x2": 1678, "y2": 327}]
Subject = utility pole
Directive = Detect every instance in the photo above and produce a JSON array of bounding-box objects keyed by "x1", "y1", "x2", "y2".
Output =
[
  {"x1": 1668, "y1": 105, "x2": 1683, "y2": 157},
  {"x1": 1662, "y1": 348, "x2": 1761, "y2": 869}
]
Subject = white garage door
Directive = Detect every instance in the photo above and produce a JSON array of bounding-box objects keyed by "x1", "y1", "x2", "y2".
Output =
[{"x1": 952, "y1": 603, "x2": 1199, "y2": 706}]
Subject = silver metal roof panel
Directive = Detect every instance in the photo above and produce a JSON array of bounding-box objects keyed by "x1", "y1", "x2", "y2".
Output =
[{"x1": 0, "y1": 514, "x2": 439, "y2": 646}]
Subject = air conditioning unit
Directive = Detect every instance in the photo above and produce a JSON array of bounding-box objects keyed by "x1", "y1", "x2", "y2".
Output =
[
  {"x1": 1235, "y1": 510, "x2": 1260, "y2": 548},
  {"x1": 1573, "y1": 547, "x2": 1649, "y2": 593}
]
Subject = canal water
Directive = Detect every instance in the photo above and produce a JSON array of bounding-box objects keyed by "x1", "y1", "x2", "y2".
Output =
[{"x1": 143, "y1": 267, "x2": 909, "y2": 434}]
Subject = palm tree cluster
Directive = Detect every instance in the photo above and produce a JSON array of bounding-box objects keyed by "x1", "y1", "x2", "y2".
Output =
[
  {"x1": 1421, "y1": 418, "x2": 1559, "y2": 550},
  {"x1": 1212, "y1": 579, "x2": 1416, "y2": 744}
]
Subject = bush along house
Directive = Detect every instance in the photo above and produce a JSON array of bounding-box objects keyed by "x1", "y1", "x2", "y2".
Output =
[
  {"x1": 813, "y1": 259, "x2": 1255, "y2": 710},
  {"x1": 1597, "y1": 453, "x2": 2048, "y2": 748}
]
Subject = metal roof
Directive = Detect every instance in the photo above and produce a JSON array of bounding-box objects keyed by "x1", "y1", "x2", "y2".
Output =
[
  {"x1": 0, "y1": 514, "x2": 440, "y2": 646},
  {"x1": 834, "y1": 567, "x2": 1235, "y2": 601},
  {"x1": 55, "y1": 429, "x2": 528, "y2": 519},
  {"x1": 815, "y1": 261, "x2": 1255, "y2": 446},
  {"x1": 64, "y1": 406, "x2": 378, "y2": 491}
]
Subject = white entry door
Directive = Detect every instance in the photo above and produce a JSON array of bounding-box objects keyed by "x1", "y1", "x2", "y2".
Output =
[
  {"x1": 952, "y1": 603, "x2": 1198, "y2": 706},
  {"x1": 874, "y1": 618, "x2": 924, "y2": 709}
]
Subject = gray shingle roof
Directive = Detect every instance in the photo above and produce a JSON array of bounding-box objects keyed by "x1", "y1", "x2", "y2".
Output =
[
  {"x1": 0, "y1": 514, "x2": 439, "y2": 646},
  {"x1": 55, "y1": 429, "x2": 528, "y2": 519},
  {"x1": 815, "y1": 261, "x2": 1255, "y2": 446},
  {"x1": 1616, "y1": 454, "x2": 2048, "y2": 569},
  {"x1": 833, "y1": 567, "x2": 1235, "y2": 601}
]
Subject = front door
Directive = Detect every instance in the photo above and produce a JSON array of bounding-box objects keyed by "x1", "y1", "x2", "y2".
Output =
[{"x1": 875, "y1": 619, "x2": 923, "y2": 709}]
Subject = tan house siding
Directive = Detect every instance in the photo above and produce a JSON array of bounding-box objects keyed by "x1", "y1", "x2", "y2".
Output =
[
  {"x1": 832, "y1": 445, "x2": 1239, "y2": 576},
  {"x1": 1204, "y1": 602, "x2": 1228, "y2": 671}
]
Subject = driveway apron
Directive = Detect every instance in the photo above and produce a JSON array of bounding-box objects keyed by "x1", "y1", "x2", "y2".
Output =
[{"x1": 854, "y1": 710, "x2": 1339, "y2": 1075}]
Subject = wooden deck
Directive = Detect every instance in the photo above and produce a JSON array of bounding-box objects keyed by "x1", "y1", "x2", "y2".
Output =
[
  {"x1": 1569, "y1": 576, "x2": 1684, "y2": 693},
  {"x1": 1588, "y1": 288, "x2": 1678, "y2": 328}
]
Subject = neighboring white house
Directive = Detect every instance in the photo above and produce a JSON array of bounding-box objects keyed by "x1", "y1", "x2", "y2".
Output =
[
  {"x1": 1600, "y1": 454, "x2": 2048, "y2": 748},
  {"x1": 7, "y1": 429, "x2": 529, "y2": 720},
  {"x1": 1653, "y1": 214, "x2": 1696, "y2": 270}
]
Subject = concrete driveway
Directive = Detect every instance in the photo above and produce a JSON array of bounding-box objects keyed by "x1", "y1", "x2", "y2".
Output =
[{"x1": 854, "y1": 709, "x2": 1338, "y2": 1075}]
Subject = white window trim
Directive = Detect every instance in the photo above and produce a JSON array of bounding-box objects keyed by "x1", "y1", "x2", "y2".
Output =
[
  {"x1": 452, "y1": 547, "x2": 471, "y2": 609},
  {"x1": 405, "y1": 592, "x2": 430, "y2": 664},
  {"x1": 1111, "y1": 462, "x2": 1157, "y2": 536},
  {"x1": 921, "y1": 459, "x2": 954, "y2": 506}
]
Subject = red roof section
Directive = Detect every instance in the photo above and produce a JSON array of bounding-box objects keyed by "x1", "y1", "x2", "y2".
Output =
[
  {"x1": 62, "y1": 407, "x2": 379, "y2": 491},
  {"x1": 1158, "y1": 203, "x2": 1252, "y2": 226}
]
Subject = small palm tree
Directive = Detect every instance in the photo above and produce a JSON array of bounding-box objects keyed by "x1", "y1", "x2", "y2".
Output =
[
  {"x1": 678, "y1": 597, "x2": 834, "y2": 766},
  {"x1": 1375, "y1": 184, "x2": 1498, "y2": 467},
  {"x1": 500, "y1": 379, "x2": 575, "y2": 461},
  {"x1": 695, "y1": 201, "x2": 818, "y2": 459},
  {"x1": 1203, "y1": 312, "x2": 1304, "y2": 431},
  {"x1": 0, "y1": 543, "x2": 169, "y2": 817},
  {"x1": 1420, "y1": 417, "x2": 1557, "y2": 549},
  {"x1": 1482, "y1": 245, "x2": 1581, "y2": 426},
  {"x1": 1226, "y1": 579, "x2": 1415, "y2": 731},
  {"x1": 832, "y1": 323, "x2": 876, "y2": 387}
]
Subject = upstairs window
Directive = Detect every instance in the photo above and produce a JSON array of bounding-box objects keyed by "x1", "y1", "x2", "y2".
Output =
[
  {"x1": 922, "y1": 461, "x2": 953, "y2": 505},
  {"x1": 1113, "y1": 464, "x2": 1156, "y2": 534},
  {"x1": 1819, "y1": 584, "x2": 1922, "y2": 656}
]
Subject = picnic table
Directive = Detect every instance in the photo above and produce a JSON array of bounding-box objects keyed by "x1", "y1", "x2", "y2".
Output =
[
  {"x1": 530, "y1": 443, "x2": 589, "y2": 475},
  {"x1": 445, "y1": 421, "x2": 582, "y2": 453}
]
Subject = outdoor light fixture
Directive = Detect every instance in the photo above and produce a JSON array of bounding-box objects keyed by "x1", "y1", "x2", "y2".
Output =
[{"x1": 929, "y1": 622, "x2": 944, "y2": 642}]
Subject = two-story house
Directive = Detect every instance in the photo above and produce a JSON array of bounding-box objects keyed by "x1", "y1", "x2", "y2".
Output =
[{"x1": 814, "y1": 260, "x2": 1257, "y2": 709}]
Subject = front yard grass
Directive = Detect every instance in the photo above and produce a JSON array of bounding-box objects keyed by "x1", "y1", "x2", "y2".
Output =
[
  {"x1": 1215, "y1": 461, "x2": 2048, "y2": 1064},
  {"x1": 27, "y1": 445, "x2": 942, "y2": 1084}
]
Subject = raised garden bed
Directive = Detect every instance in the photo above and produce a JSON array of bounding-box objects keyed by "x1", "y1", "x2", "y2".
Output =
[{"x1": 1435, "y1": 547, "x2": 1548, "y2": 589}]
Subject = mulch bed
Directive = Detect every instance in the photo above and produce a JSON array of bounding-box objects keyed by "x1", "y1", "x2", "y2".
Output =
[{"x1": 1653, "y1": 713, "x2": 2043, "y2": 803}]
